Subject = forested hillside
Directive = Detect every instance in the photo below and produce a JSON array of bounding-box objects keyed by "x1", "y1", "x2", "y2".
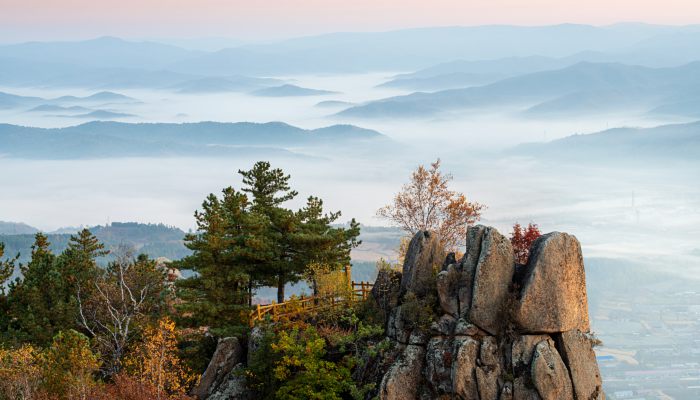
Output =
[{"x1": 0, "y1": 222, "x2": 191, "y2": 265}]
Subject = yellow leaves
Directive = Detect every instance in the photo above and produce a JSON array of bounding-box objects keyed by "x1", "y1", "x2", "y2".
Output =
[
  {"x1": 0, "y1": 344, "x2": 42, "y2": 399},
  {"x1": 0, "y1": 331, "x2": 100, "y2": 400},
  {"x1": 305, "y1": 263, "x2": 351, "y2": 299},
  {"x1": 123, "y1": 317, "x2": 199, "y2": 399}
]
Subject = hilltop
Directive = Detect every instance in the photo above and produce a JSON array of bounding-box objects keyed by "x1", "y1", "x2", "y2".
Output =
[
  {"x1": 0, "y1": 222, "x2": 191, "y2": 265},
  {"x1": 0, "y1": 121, "x2": 390, "y2": 159}
]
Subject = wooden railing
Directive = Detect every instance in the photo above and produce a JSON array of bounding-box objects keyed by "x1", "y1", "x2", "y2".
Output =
[
  {"x1": 352, "y1": 280, "x2": 372, "y2": 301},
  {"x1": 249, "y1": 280, "x2": 373, "y2": 327}
]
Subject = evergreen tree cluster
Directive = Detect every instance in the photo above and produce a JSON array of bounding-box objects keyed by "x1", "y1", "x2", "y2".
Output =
[
  {"x1": 176, "y1": 161, "x2": 361, "y2": 336},
  {"x1": 0, "y1": 229, "x2": 107, "y2": 346}
]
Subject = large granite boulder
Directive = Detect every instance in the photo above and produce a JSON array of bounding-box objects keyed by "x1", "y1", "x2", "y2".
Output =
[
  {"x1": 531, "y1": 338, "x2": 574, "y2": 400},
  {"x1": 400, "y1": 231, "x2": 445, "y2": 297},
  {"x1": 557, "y1": 330, "x2": 605, "y2": 400},
  {"x1": 192, "y1": 337, "x2": 244, "y2": 400},
  {"x1": 514, "y1": 232, "x2": 590, "y2": 333},
  {"x1": 468, "y1": 226, "x2": 515, "y2": 335},
  {"x1": 379, "y1": 344, "x2": 426, "y2": 400}
]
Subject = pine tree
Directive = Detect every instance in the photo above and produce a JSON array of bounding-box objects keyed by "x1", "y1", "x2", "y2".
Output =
[
  {"x1": 0, "y1": 242, "x2": 18, "y2": 292},
  {"x1": 5, "y1": 233, "x2": 66, "y2": 345},
  {"x1": 0, "y1": 243, "x2": 19, "y2": 340},
  {"x1": 239, "y1": 161, "x2": 298, "y2": 211},
  {"x1": 177, "y1": 188, "x2": 262, "y2": 335},
  {"x1": 3, "y1": 231, "x2": 107, "y2": 346},
  {"x1": 294, "y1": 196, "x2": 361, "y2": 296},
  {"x1": 57, "y1": 229, "x2": 108, "y2": 297}
]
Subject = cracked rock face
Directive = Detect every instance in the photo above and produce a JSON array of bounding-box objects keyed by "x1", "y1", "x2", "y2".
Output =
[
  {"x1": 468, "y1": 226, "x2": 515, "y2": 335},
  {"x1": 377, "y1": 225, "x2": 604, "y2": 400},
  {"x1": 557, "y1": 330, "x2": 605, "y2": 400},
  {"x1": 531, "y1": 338, "x2": 574, "y2": 400}
]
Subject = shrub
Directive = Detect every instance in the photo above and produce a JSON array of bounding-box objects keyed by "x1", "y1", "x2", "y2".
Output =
[
  {"x1": 41, "y1": 330, "x2": 100, "y2": 400},
  {"x1": 247, "y1": 325, "x2": 370, "y2": 400},
  {"x1": 510, "y1": 223, "x2": 542, "y2": 265},
  {"x1": 122, "y1": 317, "x2": 199, "y2": 399},
  {"x1": 271, "y1": 327, "x2": 355, "y2": 400},
  {"x1": 0, "y1": 344, "x2": 42, "y2": 399},
  {"x1": 400, "y1": 291, "x2": 437, "y2": 331}
]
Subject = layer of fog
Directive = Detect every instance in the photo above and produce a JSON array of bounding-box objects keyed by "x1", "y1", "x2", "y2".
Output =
[
  {"x1": 0, "y1": 72, "x2": 685, "y2": 151},
  {"x1": 1, "y1": 72, "x2": 698, "y2": 279}
]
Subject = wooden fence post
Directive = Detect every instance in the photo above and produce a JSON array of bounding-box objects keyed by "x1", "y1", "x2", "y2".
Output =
[{"x1": 345, "y1": 265, "x2": 352, "y2": 297}]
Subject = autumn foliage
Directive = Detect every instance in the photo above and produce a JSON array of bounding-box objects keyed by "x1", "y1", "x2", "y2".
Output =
[
  {"x1": 510, "y1": 222, "x2": 542, "y2": 264},
  {"x1": 0, "y1": 330, "x2": 99, "y2": 400},
  {"x1": 123, "y1": 317, "x2": 199, "y2": 399},
  {"x1": 377, "y1": 159, "x2": 484, "y2": 251}
]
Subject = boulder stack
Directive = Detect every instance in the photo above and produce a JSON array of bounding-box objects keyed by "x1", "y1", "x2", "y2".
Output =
[{"x1": 377, "y1": 226, "x2": 604, "y2": 400}]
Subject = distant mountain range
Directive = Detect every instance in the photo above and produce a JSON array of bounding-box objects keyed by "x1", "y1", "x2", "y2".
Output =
[
  {"x1": 3, "y1": 24, "x2": 700, "y2": 89},
  {"x1": 0, "y1": 36, "x2": 200, "y2": 70},
  {"x1": 0, "y1": 221, "x2": 39, "y2": 235},
  {"x1": 377, "y1": 54, "x2": 605, "y2": 91},
  {"x1": 168, "y1": 24, "x2": 700, "y2": 75},
  {"x1": 511, "y1": 120, "x2": 700, "y2": 162},
  {"x1": 0, "y1": 90, "x2": 136, "y2": 110},
  {"x1": 340, "y1": 61, "x2": 700, "y2": 118},
  {"x1": 0, "y1": 121, "x2": 390, "y2": 159},
  {"x1": 26, "y1": 105, "x2": 91, "y2": 113}
]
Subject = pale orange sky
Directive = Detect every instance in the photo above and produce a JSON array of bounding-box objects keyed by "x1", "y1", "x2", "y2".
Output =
[{"x1": 2, "y1": 0, "x2": 700, "y2": 41}]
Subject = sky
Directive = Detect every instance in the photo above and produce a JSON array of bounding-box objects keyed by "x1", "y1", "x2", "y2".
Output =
[{"x1": 2, "y1": 0, "x2": 700, "y2": 42}]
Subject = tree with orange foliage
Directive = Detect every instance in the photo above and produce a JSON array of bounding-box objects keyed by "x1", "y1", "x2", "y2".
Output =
[
  {"x1": 510, "y1": 222, "x2": 542, "y2": 265},
  {"x1": 123, "y1": 317, "x2": 198, "y2": 399},
  {"x1": 377, "y1": 159, "x2": 484, "y2": 251}
]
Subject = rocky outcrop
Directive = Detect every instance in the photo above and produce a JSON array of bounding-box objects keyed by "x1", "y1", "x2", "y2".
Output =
[
  {"x1": 468, "y1": 226, "x2": 515, "y2": 335},
  {"x1": 379, "y1": 344, "x2": 425, "y2": 400},
  {"x1": 207, "y1": 364, "x2": 250, "y2": 400},
  {"x1": 514, "y1": 232, "x2": 590, "y2": 333},
  {"x1": 400, "y1": 231, "x2": 445, "y2": 297},
  {"x1": 372, "y1": 268, "x2": 402, "y2": 330},
  {"x1": 557, "y1": 330, "x2": 604, "y2": 400},
  {"x1": 193, "y1": 337, "x2": 245, "y2": 400},
  {"x1": 531, "y1": 338, "x2": 574, "y2": 400},
  {"x1": 375, "y1": 225, "x2": 604, "y2": 400}
]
